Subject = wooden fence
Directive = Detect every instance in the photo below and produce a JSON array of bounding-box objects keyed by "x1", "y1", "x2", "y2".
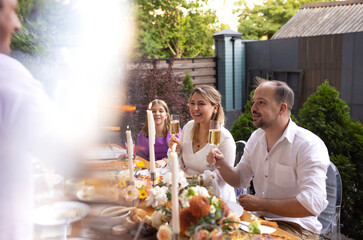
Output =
[
  {"x1": 128, "y1": 57, "x2": 216, "y2": 87},
  {"x1": 298, "y1": 35, "x2": 343, "y2": 105}
]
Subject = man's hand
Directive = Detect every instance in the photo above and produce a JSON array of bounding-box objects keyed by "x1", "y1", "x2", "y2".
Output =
[
  {"x1": 206, "y1": 148, "x2": 225, "y2": 167},
  {"x1": 238, "y1": 194, "x2": 263, "y2": 211}
]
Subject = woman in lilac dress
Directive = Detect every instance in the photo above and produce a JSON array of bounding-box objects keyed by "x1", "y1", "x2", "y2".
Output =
[{"x1": 136, "y1": 99, "x2": 181, "y2": 165}]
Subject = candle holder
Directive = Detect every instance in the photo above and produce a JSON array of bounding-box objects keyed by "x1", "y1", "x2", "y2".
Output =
[
  {"x1": 172, "y1": 233, "x2": 180, "y2": 240},
  {"x1": 150, "y1": 172, "x2": 156, "y2": 186}
]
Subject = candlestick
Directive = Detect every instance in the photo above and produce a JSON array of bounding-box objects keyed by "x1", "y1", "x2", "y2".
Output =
[
  {"x1": 147, "y1": 103, "x2": 156, "y2": 177},
  {"x1": 171, "y1": 145, "x2": 180, "y2": 234},
  {"x1": 126, "y1": 126, "x2": 135, "y2": 184}
]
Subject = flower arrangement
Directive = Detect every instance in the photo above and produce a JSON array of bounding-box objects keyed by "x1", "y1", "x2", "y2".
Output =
[
  {"x1": 117, "y1": 170, "x2": 158, "y2": 205},
  {"x1": 149, "y1": 184, "x2": 241, "y2": 240},
  {"x1": 116, "y1": 167, "x2": 242, "y2": 240}
]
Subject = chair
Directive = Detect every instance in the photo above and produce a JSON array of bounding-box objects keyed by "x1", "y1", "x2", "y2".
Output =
[
  {"x1": 318, "y1": 162, "x2": 342, "y2": 240},
  {"x1": 235, "y1": 140, "x2": 247, "y2": 167},
  {"x1": 235, "y1": 140, "x2": 247, "y2": 197}
]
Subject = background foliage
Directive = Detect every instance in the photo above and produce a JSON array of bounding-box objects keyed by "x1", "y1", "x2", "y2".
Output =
[
  {"x1": 230, "y1": 91, "x2": 256, "y2": 142},
  {"x1": 234, "y1": 0, "x2": 338, "y2": 40},
  {"x1": 134, "y1": 0, "x2": 222, "y2": 58}
]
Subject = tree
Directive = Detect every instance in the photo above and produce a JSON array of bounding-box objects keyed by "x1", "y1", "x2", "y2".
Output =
[
  {"x1": 234, "y1": 0, "x2": 338, "y2": 40},
  {"x1": 135, "y1": 0, "x2": 220, "y2": 58}
]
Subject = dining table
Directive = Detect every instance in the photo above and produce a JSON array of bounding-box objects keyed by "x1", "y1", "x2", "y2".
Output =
[{"x1": 33, "y1": 144, "x2": 299, "y2": 240}]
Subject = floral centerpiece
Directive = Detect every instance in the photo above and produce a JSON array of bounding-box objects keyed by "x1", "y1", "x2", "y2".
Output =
[
  {"x1": 136, "y1": 171, "x2": 241, "y2": 240},
  {"x1": 116, "y1": 164, "x2": 161, "y2": 207}
]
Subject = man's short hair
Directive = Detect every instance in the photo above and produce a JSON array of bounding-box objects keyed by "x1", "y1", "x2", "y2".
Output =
[{"x1": 254, "y1": 77, "x2": 295, "y2": 112}]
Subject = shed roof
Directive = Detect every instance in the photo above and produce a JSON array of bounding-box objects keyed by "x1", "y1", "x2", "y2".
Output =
[{"x1": 272, "y1": 0, "x2": 363, "y2": 39}]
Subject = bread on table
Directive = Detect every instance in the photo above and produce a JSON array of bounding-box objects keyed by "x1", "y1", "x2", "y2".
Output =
[{"x1": 112, "y1": 224, "x2": 127, "y2": 235}]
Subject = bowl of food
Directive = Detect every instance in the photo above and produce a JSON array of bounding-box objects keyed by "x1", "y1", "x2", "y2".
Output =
[{"x1": 100, "y1": 206, "x2": 131, "y2": 226}]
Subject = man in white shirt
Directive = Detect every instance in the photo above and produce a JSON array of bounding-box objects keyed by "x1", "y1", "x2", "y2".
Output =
[
  {"x1": 207, "y1": 79, "x2": 330, "y2": 239},
  {"x1": 1, "y1": 0, "x2": 79, "y2": 239}
]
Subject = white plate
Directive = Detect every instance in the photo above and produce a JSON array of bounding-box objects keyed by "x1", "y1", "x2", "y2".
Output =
[
  {"x1": 239, "y1": 221, "x2": 276, "y2": 234},
  {"x1": 225, "y1": 200, "x2": 244, "y2": 217},
  {"x1": 76, "y1": 190, "x2": 110, "y2": 203},
  {"x1": 136, "y1": 167, "x2": 170, "y2": 177},
  {"x1": 34, "y1": 201, "x2": 89, "y2": 226}
]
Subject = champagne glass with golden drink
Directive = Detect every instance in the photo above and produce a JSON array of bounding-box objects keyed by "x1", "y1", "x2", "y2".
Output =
[
  {"x1": 170, "y1": 114, "x2": 180, "y2": 136},
  {"x1": 208, "y1": 120, "x2": 221, "y2": 169}
]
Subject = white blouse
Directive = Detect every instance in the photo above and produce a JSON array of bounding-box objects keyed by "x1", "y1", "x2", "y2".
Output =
[{"x1": 179, "y1": 120, "x2": 236, "y2": 202}]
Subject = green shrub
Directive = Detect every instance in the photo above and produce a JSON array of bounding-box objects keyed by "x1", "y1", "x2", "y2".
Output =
[
  {"x1": 298, "y1": 81, "x2": 363, "y2": 238},
  {"x1": 181, "y1": 73, "x2": 194, "y2": 100},
  {"x1": 230, "y1": 91, "x2": 256, "y2": 142}
]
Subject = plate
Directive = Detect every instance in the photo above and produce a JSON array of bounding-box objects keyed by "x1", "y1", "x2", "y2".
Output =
[
  {"x1": 136, "y1": 167, "x2": 170, "y2": 177},
  {"x1": 33, "y1": 201, "x2": 89, "y2": 226},
  {"x1": 239, "y1": 221, "x2": 276, "y2": 234},
  {"x1": 225, "y1": 200, "x2": 244, "y2": 217},
  {"x1": 76, "y1": 190, "x2": 112, "y2": 203}
]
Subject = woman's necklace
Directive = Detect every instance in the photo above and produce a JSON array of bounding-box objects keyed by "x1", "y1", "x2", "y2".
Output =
[{"x1": 196, "y1": 135, "x2": 208, "y2": 149}]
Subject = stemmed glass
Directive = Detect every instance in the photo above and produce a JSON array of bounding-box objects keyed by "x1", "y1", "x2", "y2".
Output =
[
  {"x1": 207, "y1": 120, "x2": 221, "y2": 170},
  {"x1": 170, "y1": 114, "x2": 180, "y2": 136}
]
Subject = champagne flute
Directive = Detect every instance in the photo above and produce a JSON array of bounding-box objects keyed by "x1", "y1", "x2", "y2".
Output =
[
  {"x1": 170, "y1": 114, "x2": 180, "y2": 136},
  {"x1": 208, "y1": 120, "x2": 221, "y2": 169}
]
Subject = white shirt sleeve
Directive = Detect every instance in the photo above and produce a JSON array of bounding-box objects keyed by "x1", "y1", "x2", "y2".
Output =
[{"x1": 295, "y1": 139, "x2": 330, "y2": 216}]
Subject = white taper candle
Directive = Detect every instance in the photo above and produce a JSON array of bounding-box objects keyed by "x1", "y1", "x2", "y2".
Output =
[
  {"x1": 126, "y1": 126, "x2": 135, "y2": 183},
  {"x1": 171, "y1": 144, "x2": 180, "y2": 233},
  {"x1": 147, "y1": 104, "x2": 156, "y2": 174}
]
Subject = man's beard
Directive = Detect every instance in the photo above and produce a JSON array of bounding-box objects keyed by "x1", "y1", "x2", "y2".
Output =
[{"x1": 252, "y1": 111, "x2": 277, "y2": 129}]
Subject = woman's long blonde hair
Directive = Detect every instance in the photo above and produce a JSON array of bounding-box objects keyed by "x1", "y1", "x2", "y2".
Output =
[
  {"x1": 189, "y1": 85, "x2": 225, "y2": 142},
  {"x1": 141, "y1": 99, "x2": 170, "y2": 137}
]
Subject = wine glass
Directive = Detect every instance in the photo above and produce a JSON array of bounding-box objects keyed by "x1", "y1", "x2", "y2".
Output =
[
  {"x1": 170, "y1": 114, "x2": 180, "y2": 136},
  {"x1": 207, "y1": 120, "x2": 221, "y2": 169},
  {"x1": 208, "y1": 120, "x2": 221, "y2": 146}
]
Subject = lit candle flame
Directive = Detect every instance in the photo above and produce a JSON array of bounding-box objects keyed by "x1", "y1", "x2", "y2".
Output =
[
  {"x1": 171, "y1": 143, "x2": 177, "y2": 152},
  {"x1": 148, "y1": 102, "x2": 152, "y2": 110},
  {"x1": 126, "y1": 125, "x2": 129, "y2": 130}
]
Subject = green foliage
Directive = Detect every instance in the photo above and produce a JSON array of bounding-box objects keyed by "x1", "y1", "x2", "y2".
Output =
[
  {"x1": 135, "y1": 0, "x2": 220, "y2": 58},
  {"x1": 180, "y1": 73, "x2": 194, "y2": 121},
  {"x1": 234, "y1": 0, "x2": 338, "y2": 40},
  {"x1": 298, "y1": 81, "x2": 363, "y2": 238},
  {"x1": 181, "y1": 73, "x2": 194, "y2": 100},
  {"x1": 230, "y1": 91, "x2": 256, "y2": 142}
]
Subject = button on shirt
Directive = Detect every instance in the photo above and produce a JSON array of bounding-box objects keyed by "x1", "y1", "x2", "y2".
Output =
[{"x1": 235, "y1": 120, "x2": 330, "y2": 234}]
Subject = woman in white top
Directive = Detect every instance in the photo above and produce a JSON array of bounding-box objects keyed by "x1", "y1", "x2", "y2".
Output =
[{"x1": 169, "y1": 85, "x2": 236, "y2": 202}]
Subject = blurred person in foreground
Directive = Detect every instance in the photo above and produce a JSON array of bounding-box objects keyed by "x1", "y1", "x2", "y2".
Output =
[
  {"x1": 169, "y1": 85, "x2": 236, "y2": 202},
  {"x1": 0, "y1": 0, "x2": 81, "y2": 239},
  {"x1": 207, "y1": 79, "x2": 330, "y2": 239}
]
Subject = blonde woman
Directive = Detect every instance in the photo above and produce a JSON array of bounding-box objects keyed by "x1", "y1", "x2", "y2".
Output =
[
  {"x1": 136, "y1": 99, "x2": 181, "y2": 163},
  {"x1": 169, "y1": 86, "x2": 236, "y2": 202}
]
